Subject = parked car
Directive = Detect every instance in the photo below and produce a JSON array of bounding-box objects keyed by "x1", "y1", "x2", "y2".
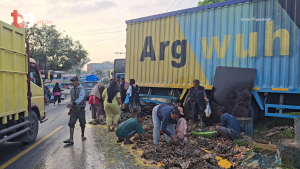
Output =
[{"x1": 82, "y1": 81, "x2": 98, "y2": 100}]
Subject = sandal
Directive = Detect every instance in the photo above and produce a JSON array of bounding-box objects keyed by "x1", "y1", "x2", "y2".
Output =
[
  {"x1": 124, "y1": 140, "x2": 134, "y2": 145},
  {"x1": 63, "y1": 139, "x2": 74, "y2": 144},
  {"x1": 116, "y1": 139, "x2": 124, "y2": 143}
]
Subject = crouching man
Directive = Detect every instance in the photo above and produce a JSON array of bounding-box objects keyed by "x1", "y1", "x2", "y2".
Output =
[
  {"x1": 152, "y1": 105, "x2": 180, "y2": 145},
  {"x1": 216, "y1": 108, "x2": 241, "y2": 143},
  {"x1": 116, "y1": 112, "x2": 153, "y2": 144}
]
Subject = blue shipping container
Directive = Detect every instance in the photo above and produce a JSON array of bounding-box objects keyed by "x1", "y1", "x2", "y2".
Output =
[{"x1": 126, "y1": 0, "x2": 300, "y2": 119}]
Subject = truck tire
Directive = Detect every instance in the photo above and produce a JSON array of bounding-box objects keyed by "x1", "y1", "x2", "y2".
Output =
[
  {"x1": 23, "y1": 110, "x2": 39, "y2": 144},
  {"x1": 249, "y1": 100, "x2": 259, "y2": 124}
]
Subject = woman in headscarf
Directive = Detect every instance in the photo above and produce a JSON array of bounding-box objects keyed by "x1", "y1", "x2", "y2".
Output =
[
  {"x1": 127, "y1": 79, "x2": 141, "y2": 118},
  {"x1": 53, "y1": 83, "x2": 61, "y2": 105},
  {"x1": 102, "y1": 81, "x2": 122, "y2": 132},
  {"x1": 89, "y1": 83, "x2": 105, "y2": 119}
]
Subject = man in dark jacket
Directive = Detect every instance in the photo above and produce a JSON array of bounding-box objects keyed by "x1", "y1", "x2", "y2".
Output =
[
  {"x1": 183, "y1": 79, "x2": 209, "y2": 125},
  {"x1": 120, "y1": 78, "x2": 127, "y2": 104}
]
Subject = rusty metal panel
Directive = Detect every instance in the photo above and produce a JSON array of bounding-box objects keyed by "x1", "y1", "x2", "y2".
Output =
[
  {"x1": 126, "y1": 0, "x2": 300, "y2": 92},
  {"x1": 212, "y1": 66, "x2": 256, "y2": 118}
]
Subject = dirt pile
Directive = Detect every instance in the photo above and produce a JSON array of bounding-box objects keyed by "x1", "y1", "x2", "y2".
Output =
[
  {"x1": 89, "y1": 113, "x2": 132, "y2": 125},
  {"x1": 261, "y1": 126, "x2": 294, "y2": 137},
  {"x1": 137, "y1": 139, "x2": 222, "y2": 169},
  {"x1": 89, "y1": 115, "x2": 106, "y2": 125}
]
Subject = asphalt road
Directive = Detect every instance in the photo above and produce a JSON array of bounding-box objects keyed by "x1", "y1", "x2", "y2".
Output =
[{"x1": 0, "y1": 99, "x2": 142, "y2": 169}]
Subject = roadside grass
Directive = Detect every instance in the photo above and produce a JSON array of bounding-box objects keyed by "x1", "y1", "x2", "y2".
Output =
[{"x1": 252, "y1": 117, "x2": 294, "y2": 145}]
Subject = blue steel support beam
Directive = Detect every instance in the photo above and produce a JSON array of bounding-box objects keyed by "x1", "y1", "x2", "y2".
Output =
[
  {"x1": 139, "y1": 94, "x2": 178, "y2": 100},
  {"x1": 265, "y1": 104, "x2": 300, "y2": 119},
  {"x1": 140, "y1": 99, "x2": 166, "y2": 105},
  {"x1": 252, "y1": 91, "x2": 264, "y2": 110}
]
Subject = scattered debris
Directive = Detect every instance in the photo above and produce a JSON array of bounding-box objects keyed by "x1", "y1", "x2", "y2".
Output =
[
  {"x1": 89, "y1": 113, "x2": 132, "y2": 125},
  {"x1": 261, "y1": 126, "x2": 294, "y2": 137},
  {"x1": 89, "y1": 111, "x2": 289, "y2": 168}
]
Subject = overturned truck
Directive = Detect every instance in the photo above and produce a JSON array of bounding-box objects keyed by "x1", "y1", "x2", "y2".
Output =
[{"x1": 125, "y1": 0, "x2": 300, "y2": 124}]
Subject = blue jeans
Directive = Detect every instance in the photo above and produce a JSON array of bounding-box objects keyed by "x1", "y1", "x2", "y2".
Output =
[{"x1": 152, "y1": 105, "x2": 176, "y2": 145}]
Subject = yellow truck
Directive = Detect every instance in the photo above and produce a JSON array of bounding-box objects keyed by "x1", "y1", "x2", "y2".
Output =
[{"x1": 0, "y1": 21, "x2": 47, "y2": 144}]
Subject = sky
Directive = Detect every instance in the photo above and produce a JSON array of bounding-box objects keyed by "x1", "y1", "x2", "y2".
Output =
[{"x1": 1, "y1": 0, "x2": 200, "y2": 70}]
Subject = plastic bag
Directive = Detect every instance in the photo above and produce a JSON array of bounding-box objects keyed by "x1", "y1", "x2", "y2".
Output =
[
  {"x1": 124, "y1": 94, "x2": 130, "y2": 104},
  {"x1": 204, "y1": 101, "x2": 211, "y2": 118}
]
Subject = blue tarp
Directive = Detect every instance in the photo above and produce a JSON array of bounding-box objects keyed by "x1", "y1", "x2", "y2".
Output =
[{"x1": 85, "y1": 74, "x2": 98, "y2": 81}]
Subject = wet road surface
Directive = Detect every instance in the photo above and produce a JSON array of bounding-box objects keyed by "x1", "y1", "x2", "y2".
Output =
[{"x1": 0, "y1": 99, "x2": 143, "y2": 169}]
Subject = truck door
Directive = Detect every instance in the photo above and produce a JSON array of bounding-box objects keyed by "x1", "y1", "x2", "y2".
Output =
[{"x1": 29, "y1": 65, "x2": 45, "y2": 117}]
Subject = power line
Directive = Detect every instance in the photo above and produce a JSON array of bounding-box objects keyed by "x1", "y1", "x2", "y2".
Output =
[
  {"x1": 86, "y1": 40, "x2": 125, "y2": 47},
  {"x1": 84, "y1": 36, "x2": 126, "y2": 44},
  {"x1": 188, "y1": 0, "x2": 198, "y2": 7},
  {"x1": 172, "y1": 0, "x2": 184, "y2": 11},
  {"x1": 69, "y1": 30, "x2": 125, "y2": 36},
  {"x1": 166, "y1": 0, "x2": 177, "y2": 12},
  {"x1": 67, "y1": 26, "x2": 126, "y2": 34}
]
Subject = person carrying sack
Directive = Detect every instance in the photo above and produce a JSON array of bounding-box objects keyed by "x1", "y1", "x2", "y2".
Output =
[{"x1": 89, "y1": 83, "x2": 104, "y2": 119}]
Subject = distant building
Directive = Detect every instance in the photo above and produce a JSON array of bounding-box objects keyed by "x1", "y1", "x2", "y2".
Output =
[{"x1": 87, "y1": 62, "x2": 113, "y2": 74}]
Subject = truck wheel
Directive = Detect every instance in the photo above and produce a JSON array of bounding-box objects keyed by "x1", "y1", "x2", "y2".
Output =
[
  {"x1": 23, "y1": 110, "x2": 39, "y2": 144},
  {"x1": 249, "y1": 100, "x2": 259, "y2": 124}
]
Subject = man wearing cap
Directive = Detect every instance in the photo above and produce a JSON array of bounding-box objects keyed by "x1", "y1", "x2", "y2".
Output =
[{"x1": 64, "y1": 76, "x2": 86, "y2": 144}]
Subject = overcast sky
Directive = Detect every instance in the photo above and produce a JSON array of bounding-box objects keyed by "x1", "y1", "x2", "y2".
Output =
[{"x1": 1, "y1": 0, "x2": 199, "y2": 69}]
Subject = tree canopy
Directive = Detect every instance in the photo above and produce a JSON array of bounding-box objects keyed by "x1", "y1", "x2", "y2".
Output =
[
  {"x1": 25, "y1": 24, "x2": 90, "y2": 74},
  {"x1": 198, "y1": 0, "x2": 226, "y2": 6},
  {"x1": 92, "y1": 70, "x2": 103, "y2": 76}
]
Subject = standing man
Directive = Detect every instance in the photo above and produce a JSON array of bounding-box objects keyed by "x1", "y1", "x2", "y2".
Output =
[
  {"x1": 152, "y1": 105, "x2": 180, "y2": 145},
  {"x1": 216, "y1": 108, "x2": 241, "y2": 143},
  {"x1": 64, "y1": 76, "x2": 86, "y2": 144},
  {"x1": 120, "y1": 77, "x2": 127, "y2": 104},
  {"x1": 183, "y1": 79, "x2": 209, "y2": 126}
]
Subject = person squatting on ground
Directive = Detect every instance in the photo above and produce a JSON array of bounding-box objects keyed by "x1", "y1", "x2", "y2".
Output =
[
  {"x1": 53, "y1": 82, "x2": 61, "y2": 105},
  {"x1": 64, "y1": 77, "x2": 86, "y2": 144},
  {"x1": 102, "y1": 81, "x2": 122, "y2": 132},
  {"x1": 152, "y1": 105, "x2": 181, "y2": 145},
  {"x1": 89, "y1": 83, "x2": 105, "y2": 119},
  {"x1": 183, "y1": 79, "x2": 209, "y2": 126},
  {"x1": 127, "y1": 79, "x2": 141, "y2": 118},
  {"x1": 216, "y1": 108, "x2": 241, "y2": 143},
  {"x1": 116, "y1": 112, "x2": 153, "y2": 144},
  {"x1": 176, "y1": 107, "x2": 188, "y2": 143}
]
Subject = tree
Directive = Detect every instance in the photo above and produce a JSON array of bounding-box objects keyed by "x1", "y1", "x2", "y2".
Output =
[
  {"x1": 25, "y1": 24, "x2": 90, "y2": 75},
  {"x1": 92, "y1": 70, "x2": 103, "y2": 76},
  {"x1": 198, "y1": 0, "x2": 226, "y2": 6},
  {"x1": 102, "y1": 78, "x2": 110, "y2": 85}
]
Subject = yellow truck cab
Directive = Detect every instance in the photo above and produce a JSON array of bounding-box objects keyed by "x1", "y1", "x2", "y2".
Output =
[{"x1": 0, "y1": 20, "x2": 47, "y2": 144}]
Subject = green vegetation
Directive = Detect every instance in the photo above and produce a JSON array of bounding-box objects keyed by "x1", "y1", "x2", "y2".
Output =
[
  {"x1": 92, "y1": 70, "x2": 103, "y2": 76},
  {"x1": 234, "y1": 139, "x2": 248, "y2": 147},
  {"x1": 25, "y1": 24, "x2": 90, "y2": 76},
  {"x1": 198, "y1": 0, "x2": 226, "y2": 6},
  {"x1": 252, "y1": 145, "x2": 259, "y2": 152},
  {"x1": 102, "y1": 78, "x2": 110, "y2": 85}
]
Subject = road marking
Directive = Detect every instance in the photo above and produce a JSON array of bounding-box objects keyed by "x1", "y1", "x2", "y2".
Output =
[{"x1": 0, "y1": 126, "x2": 63, "y2": 169}]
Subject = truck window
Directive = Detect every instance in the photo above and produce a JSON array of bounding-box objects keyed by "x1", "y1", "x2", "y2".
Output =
[{"x1": 30, "y1": 66, "x2": 42, "y2": 87}]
